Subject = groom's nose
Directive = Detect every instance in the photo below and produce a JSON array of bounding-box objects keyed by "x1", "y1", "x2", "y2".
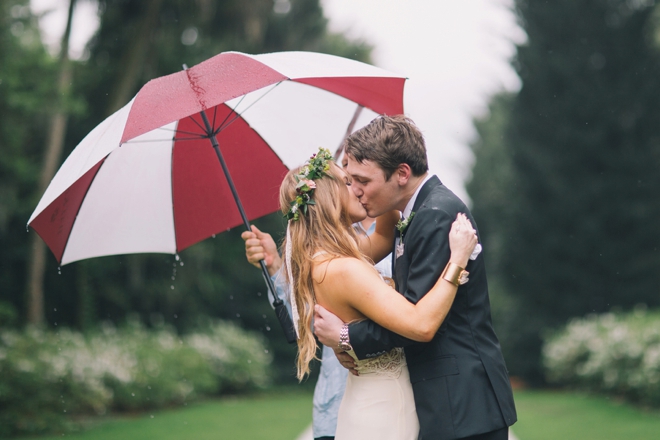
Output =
[{"x1": 351, "y1": 183, "x2": 363, "y2": 198}]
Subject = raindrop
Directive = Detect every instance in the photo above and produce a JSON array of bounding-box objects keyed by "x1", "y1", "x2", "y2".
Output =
[
  {"x1": 175, "y1": 254, "x2": 180, "y2": 261},
  {"x1": 131, "y1": 393, "x2": 135, "y2": 397},
  {"x1": 26, "y1": 225, "x2": 29, "y2": 232},
  {"x1": 63, "y1": 409, "x2": 66, "y2": 413},
  {"x1": 57, "y1": 267, "x2": 62, "y2": 275},
  {"x1": 173, "y1": 263, "x2": 177, "y2": 267},
  {"x1": 247, "y1": 359, "x2": 252, "y2": 364},
  {"x1": 171, "y1": 276, "x2": 175, "y2": 281},
  {"x1": 54, "y1": 308, "x2": 57, "y2": 312},
  {"x1": 265, "y1": 326, "x2": 271, "y2": 331},
  {"x1": 262, "y1": 314, "x2": 266, "y2": 319},
  {"x1": 229, "y1": 295, "x2": 234, "y2": 300},
  {"x1": 236, "y1": 313, "x2": 240, "y2": 318},
  {"x1": 180, "y1": 261, "x2": 184, "y2": 266},
  {"x1": 264, "y1": 349, "x2": 269, "y2": 353},
  {"x1": 212, "y1": 234, "x2": 216, "y2": 238},
  {"x1": 148, "y1": 386, "x2": 151, "y2": 389},
  {"x1": 54, "y1": 322, "x2": 58, "y2": 326},
  {"x1": 171, "y1": 285, "x2": 175, "y2": 290},
  {"x1": 150, "y1": 415, "x2": 154, "y2": 419},
  {"x1": 173, "y1": 314, "x2": 178, "y2": 319},
  {"x1": 257, "y1": 292, "x2": 262, "y2": 297}
]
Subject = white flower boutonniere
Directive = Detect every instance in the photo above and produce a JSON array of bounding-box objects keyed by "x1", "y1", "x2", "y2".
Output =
[{"x1": 396, "y1": 212, "x2": 415, "y2": 235}]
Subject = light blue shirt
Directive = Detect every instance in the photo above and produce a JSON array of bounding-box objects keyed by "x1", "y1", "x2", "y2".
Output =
[{"x1": 270, "y1": 220, "x2": 392, "y2": 438}]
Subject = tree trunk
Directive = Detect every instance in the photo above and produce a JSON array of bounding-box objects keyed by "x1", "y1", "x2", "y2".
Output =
[
  {"x1": 107, "y1": 0, "x2": 164, "y2": 114},
  {"x1": 26, "y1": 0, "x2": 76, "y2": 325}
]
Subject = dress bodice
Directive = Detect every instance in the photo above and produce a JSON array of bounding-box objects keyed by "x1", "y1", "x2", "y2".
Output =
[{"x1": 347, "y1": 347, "x2": 406, "y2": 378}]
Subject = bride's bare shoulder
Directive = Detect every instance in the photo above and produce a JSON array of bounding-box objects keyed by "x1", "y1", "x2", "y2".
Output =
[{"x1": 313, "y1": 256, "x2": 374, "y2": 284}]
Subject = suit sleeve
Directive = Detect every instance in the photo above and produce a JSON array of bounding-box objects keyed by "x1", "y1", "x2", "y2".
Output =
[{"x1": 348, "y1": 208, "x2": 454, "y2": 359}]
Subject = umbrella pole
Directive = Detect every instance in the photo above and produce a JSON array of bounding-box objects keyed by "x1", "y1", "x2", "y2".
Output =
[{"x1": 199, "y1": 110, "x2": 297, "y2": 344}]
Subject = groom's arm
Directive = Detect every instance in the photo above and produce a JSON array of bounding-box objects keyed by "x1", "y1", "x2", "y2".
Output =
[{"x1": 348, "y1": 208, "x2": 454, "y2": 359}]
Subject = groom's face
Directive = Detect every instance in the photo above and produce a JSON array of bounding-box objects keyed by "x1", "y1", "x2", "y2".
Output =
[{"x1": 344, "y1": 153, "x2": 400, "y2": 217}]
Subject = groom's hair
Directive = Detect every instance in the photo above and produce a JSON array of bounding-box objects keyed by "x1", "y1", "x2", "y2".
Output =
[{"x1": 344, "y1": 115, "x2": 428, "y2": 180}]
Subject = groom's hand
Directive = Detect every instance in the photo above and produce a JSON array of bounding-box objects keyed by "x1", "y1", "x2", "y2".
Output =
[
  {"x1": 313, "y1": 305, "x2": 359, "y2": 374},
  {"x1": 313, "y1": 304, "x2": 343, "y2": 347}
]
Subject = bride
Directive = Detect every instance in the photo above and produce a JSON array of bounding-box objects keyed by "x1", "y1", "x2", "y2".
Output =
[{"x1": 280, "y1": 148, "x2": 477, "y2": 440}]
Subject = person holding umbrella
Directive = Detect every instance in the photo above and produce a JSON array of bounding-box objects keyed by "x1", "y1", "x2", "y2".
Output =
[{"x1": 273, "y1": 147, "x2": 479, "y2": 439}]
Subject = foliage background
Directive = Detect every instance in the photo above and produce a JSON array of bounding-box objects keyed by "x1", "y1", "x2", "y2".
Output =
[{"x1": 468, "y1": 0, "x2": 660, "y2": 383}]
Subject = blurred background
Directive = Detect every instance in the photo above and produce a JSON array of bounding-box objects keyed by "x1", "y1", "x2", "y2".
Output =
[{"x1": 1, "y1": 0, "x2": 659, "y2": 438}]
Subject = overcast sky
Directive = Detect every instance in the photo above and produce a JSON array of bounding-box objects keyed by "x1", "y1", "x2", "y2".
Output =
[{"x1": 30, "y1": 0, "x2": 524, "y2": 203}]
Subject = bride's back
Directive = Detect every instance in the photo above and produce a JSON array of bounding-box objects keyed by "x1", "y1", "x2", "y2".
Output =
[{"x1": 312, "y1": 254, "x2": 375, "y2": 324}]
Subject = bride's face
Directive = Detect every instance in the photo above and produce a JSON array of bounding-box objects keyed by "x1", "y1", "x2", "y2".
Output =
[{"x1": 338, "y1": 168, "x2": 367, "y2": 224}]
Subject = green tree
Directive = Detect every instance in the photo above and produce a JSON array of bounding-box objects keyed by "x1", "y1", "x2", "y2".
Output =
[
  {"x1": 469, "y1": 0, "x2": 660, "y2": 383},
  {"x1": 0, "y1": 0, "x2": 58, "y2": 325}
]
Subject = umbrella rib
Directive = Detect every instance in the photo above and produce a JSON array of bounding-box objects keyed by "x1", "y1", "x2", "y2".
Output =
[
  {"x1": 216, "y1": 81, "x2": 284, "y2": 134},
  {"x1": 214, "y1": 93, "x2": 248, "y2": 135}
]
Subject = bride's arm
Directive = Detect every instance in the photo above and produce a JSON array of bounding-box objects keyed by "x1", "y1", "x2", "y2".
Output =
[
  {"x1": 326, "y1": 214, "x2": 476, "y2": 342},
  {"x1": 357, "y1": 210, "x2": 399, "y2": 263}
]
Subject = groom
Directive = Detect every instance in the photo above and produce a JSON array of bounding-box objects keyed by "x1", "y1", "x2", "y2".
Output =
[{"x1": 314, "y1": 115, "x2": 517, "y2": 440}]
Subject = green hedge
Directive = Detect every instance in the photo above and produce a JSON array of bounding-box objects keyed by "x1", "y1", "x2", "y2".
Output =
[
  {"x1": 542, "y1": 307, "x2": 660, "y2": 406},
  {"x1": 0, "y1": 318, "x2": 272, "y2": 436}
]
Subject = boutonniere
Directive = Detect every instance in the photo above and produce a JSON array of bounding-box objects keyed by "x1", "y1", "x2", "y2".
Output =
[{"x1": 396, "y1": 212, "x2": 415, "y2": 235}]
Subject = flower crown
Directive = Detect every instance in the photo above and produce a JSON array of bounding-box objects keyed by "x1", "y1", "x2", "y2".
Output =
[{"x1": 285, "y1": 147, "x2": 334, "y2": 221}]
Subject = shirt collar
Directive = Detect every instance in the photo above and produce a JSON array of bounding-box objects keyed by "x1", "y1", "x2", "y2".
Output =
[{"x1": 402, "y1": 174, "x2": 432, "y2": 219}]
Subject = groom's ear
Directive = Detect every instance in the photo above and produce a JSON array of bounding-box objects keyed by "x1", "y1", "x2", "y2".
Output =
[{"x1": 394, "y1": 163, "x2": 412, "y2": 186}]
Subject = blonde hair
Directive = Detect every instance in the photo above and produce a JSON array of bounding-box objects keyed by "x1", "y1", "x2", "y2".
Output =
[{"x1": 280, "y1": 161, "x2": 371, "y2": 380}]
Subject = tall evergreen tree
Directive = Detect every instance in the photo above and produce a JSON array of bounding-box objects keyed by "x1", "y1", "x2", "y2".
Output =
[{"x1": 469, "y1": 0, "x2": 660, "y2": 382}]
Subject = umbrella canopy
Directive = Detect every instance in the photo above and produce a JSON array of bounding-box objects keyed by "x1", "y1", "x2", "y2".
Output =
[{"x1": 28, "y1": 51, "x2": 405, "y2": 266}]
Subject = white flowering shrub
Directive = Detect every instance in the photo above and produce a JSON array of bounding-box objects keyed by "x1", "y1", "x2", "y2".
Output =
[
  {"x1": 0, "y1": 319, "x2": 272, "y2": 436},
  {"x1": 542, "y1": 307, "x2": 660, "y2": 406}
]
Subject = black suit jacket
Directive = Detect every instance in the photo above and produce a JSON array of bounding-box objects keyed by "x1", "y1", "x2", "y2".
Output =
[{"x1": 348, "y1": 176, "x2": 517, "y2": 439}]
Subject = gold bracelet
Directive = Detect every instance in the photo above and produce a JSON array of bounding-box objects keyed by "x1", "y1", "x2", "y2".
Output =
[{"x1": 441, "y1": 262, "x2": 469, "y2": 286}]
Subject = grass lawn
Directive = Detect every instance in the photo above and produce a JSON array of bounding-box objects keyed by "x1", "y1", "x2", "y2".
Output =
[
  {"x1": 27, "y1": 391, "x2": 313, "y2": 440},
  {"x1": 22, "y1": 388, "x2": 660, "y2": 440},
  {"x1": 512, "y1": 389, "x2": 660, "y2": 439}
]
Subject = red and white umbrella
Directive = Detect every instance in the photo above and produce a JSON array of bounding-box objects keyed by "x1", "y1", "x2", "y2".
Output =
[{"x1": 28, "y1": 51, "x2": 405, "y2": 266}]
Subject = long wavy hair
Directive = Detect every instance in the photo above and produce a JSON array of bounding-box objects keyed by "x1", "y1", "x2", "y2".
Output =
[{"x1": 280, "y1": 161, "x2": 372, "y2": 380}]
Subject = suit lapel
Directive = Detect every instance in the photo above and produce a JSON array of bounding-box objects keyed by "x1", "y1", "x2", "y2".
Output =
[{"x1": 393, "y1": 175, "x2": 442, "y2": 290}]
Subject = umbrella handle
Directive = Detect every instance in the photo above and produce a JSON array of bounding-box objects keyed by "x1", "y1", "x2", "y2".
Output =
[
  {"x1": 197, "y1": 109, "x2": 296, "y2": 343},
  {"x1": 260, "y1": 260, "x2": 297, "y2": 344}
]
